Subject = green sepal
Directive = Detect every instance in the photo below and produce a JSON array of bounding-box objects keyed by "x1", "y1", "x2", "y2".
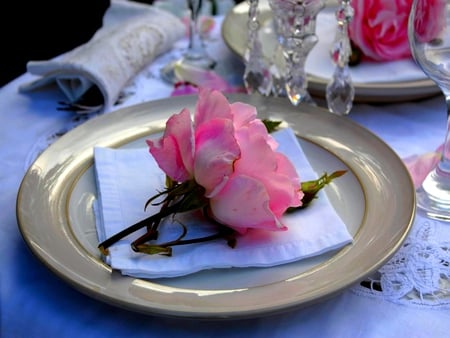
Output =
[
  {"x1": 262, "y1": 119, "x2": 283, "y2": 133},
  {"x1": 287, "y1": 170, "x2": 347, "y2": 212},
  {"x1": 176, "y1": 183, "x2": 209, "y2": 213}
]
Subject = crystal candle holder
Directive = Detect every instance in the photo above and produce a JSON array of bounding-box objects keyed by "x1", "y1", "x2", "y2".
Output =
[{"x1": 268, "y1": 0, "x2": 324, "y2": 106}]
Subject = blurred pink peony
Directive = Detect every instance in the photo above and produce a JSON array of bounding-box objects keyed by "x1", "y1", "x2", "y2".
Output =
[
  {"x1": 349, "y1": 0, "x2": 413, "y2": 62},
  {"x1": 412, "y1": 0, "x2": 447, "y2": 43}
]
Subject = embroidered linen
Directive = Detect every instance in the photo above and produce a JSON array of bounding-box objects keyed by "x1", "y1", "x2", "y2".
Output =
[{"x1": 19, "y1": 1, "x2": 184, "y2": 113}]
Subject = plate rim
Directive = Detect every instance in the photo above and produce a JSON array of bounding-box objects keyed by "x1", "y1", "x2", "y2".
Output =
[
  {"x1": 16, "y1": 94, "x2": 416, "y2": 319},
  {"x1": 221, "y1": 1, "x2": 440, "y2": 103}
]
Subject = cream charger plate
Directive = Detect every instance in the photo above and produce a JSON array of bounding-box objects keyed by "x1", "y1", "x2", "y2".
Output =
[
  {"x1": 222, "y1": 1, "x2": 440, "y2": 103},
  {"x1": 16, "y1": 94, "x2": 415, "y2": 319}
]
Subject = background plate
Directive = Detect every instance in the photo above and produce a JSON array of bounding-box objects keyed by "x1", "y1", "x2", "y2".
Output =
[
  {"x1": 17, "y1": 94, "x2": 415, "y2": 319},
  {"x1": 222, "y1": 1, "x2": 440, "y2": 103}
]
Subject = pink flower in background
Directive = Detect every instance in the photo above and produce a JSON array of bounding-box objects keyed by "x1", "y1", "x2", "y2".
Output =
[
  {"x1": 148, "y1": 88, "x2": 303, "y2": 234},
  {"x1": 349, "y1": 0, "x2": 413, "y2": 61},
  {"x1": 171, "y1": 81, "x2": 200, "y2": 96},
  {"x1": 412, "y1": 0, "x2": 447, "y2": 43},
  {"x1": 181, "y1": 15, "x2": 215, "y2": 39},
  {"x1": 403, "y1": 144, "x2": 443, "y2": 189},
  {"x1": 170, "y1": 63, "x2": 245, "y2": 97}
]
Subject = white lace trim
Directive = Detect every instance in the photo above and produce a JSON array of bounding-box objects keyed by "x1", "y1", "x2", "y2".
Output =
[{"x1": 352, "y1": 215, "x2": 450, "y2": 308}]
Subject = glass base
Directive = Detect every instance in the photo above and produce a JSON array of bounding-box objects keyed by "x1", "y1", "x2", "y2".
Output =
[
  {"x1": 160, "y1": 55, "x2": 217, "y2": 84},
  {"x1": 416, "y1": 171, "x2": 450, "y2": 222}
]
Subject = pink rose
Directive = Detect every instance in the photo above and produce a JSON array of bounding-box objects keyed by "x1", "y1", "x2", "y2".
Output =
[
  {"x1": 147, "y1": 88, "x2": 303, "y2": 234},
  {"x1": 349, "y1": 0, "x2": 413, "y2": 61},
  {"x1": 169, "y1": 63, "x2": 245, "y2": 97}
]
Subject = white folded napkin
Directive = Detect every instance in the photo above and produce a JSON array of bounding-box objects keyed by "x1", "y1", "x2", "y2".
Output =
[
  {"x1": 18, "y1": 0, "x2": 185, "y2": 114},
  {"x1": 93, "y1": 127, "x2": 353, "y2": 279},
  {"x1": 305, "y1": 10, "x2": 426, "y2": 83}
]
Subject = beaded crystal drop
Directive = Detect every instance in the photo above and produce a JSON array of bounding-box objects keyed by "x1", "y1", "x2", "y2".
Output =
[
  {"x1": 243, "y1": 0, "x2": 273, "y2": 95},
  {"x1": 326, "y1": 0, "x2": 355, "y2": 115}
]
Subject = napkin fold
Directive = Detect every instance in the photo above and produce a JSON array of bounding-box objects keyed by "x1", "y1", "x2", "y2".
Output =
[
  {"x1": 93, "y1": 127, "x2": 353, "y2": 279},
  {"x1": 18, "y1": 1, "x2": 185, "y2": 114}
]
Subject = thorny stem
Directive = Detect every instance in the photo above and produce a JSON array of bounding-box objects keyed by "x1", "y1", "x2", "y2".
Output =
[
  {"x1": 98, "y1": 202, "x2": 181, "y2": 255},
  {"x1": 132, "y1": 226, "x2": 236, "y2": 256},
  {"x1": 98, "y1": 170, "x2": 347, "y2": 256}
]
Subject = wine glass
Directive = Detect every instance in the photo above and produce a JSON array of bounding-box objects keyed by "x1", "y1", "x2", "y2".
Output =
[
  {"x1": 408, "y1": 0, "x2": 450, "y2": 220},
  {"x1": 160, "y1": 0, "x2": 216, "y2": 83}
]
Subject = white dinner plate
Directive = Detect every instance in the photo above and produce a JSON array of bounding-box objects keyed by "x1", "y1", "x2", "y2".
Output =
[
  {"x1": 222, "y1": 1, "x2": 440, "y2": 103},
  {"x1": 17, "y1": 94, "x2": 415, "y2": 319}
]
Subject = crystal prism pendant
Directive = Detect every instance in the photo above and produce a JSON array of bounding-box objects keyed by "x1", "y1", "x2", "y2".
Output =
[
  {"x1": 326, "y1": 0, "x2": 355, "y2": 115},
  {"x1": 283, "y1": 34, "x2": 319, "y2": 106},
  {"x1": 243, "y1": 0, "x2": 273, "y2": 95},
  {"x1": 326, "y1": 65, "x2": 354, "y2": 114}
]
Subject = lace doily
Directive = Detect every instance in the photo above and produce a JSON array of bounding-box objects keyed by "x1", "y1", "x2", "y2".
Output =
[{"x1": 352, "y1": 214, "x2": 450, "y2": 308}]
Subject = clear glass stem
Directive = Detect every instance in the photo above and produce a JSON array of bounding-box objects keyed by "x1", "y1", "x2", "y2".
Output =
[
  {"x1": 417, "y1": 95, "x2": 450, "y2": 220},
  {"x1": 184, "y1": 0, "x2": 213, "y2": 65},
  {"x1": 439, "y1": 95, "x2": 450, "y2": 173},
  {"x1": 159, "y1": 0, "x2": 216, "y2": 84}
]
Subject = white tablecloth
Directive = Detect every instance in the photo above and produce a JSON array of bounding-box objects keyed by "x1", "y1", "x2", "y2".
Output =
[{"x1": 2, "y1": 14, "x2": 450, "y2": 338}]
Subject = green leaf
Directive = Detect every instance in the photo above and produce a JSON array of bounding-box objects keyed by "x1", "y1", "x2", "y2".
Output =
[
  {"x1": 287, "y1": 170, "x2": 347, "y2": 212},
  {"x1": 262, "y1": 119, "x2": 282, "y2": 133}
]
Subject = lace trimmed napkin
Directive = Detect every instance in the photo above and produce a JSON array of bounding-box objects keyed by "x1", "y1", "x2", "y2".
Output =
[
  {"x1": 306, "y1": 10, "x2": 426, "y2": 83},
  {"x1": 18, "y1": 0, "x2": 185, "y2": 114},
  {"x1": 93, "y1": 127, "x2": 353, "y2": 279}
]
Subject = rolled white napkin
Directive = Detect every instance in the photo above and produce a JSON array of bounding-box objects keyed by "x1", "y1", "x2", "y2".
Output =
[
  {"x1": 18, "y1": 1, "x2": 185, "y2": 114},
  {"x1": 93, "y1": 127, "x2": 353, "y2": 279}
]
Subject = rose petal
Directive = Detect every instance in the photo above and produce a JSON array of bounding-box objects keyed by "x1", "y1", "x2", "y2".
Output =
[
  {"x1": 194, "y1": 88, "x2": 233, "y2": 127},
  {"x1": 349, "y1": 0, "x2": 413, "y2": 61},
  {"x1": 173, "y1": 64, "x2": 243, "y2": 94},
  {"x1": 209, "y1": 175, "x2": 287, "y2": 234},
  {"x1": 194, "y1": 118, "x2": 241, "y2": 196},
  {"x1": 147, "y1": 108, "x2": 194, "y2": 182},
  {"x1": 234, "y1": 129, "x2": 302, "y2": 215}
]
